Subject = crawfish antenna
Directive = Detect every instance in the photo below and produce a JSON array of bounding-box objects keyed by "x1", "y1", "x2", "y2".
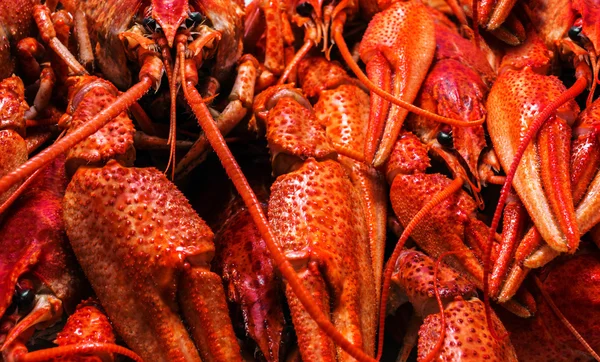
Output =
[
  {"x1": 16, "y1": 343, "x2": 143, "y2": 362},
  {"x1": 166, "y1": 56, "x2": 179, "y2": 180},
  {"x1": 155, "y1": 37, "x2": 179, "y2": 180},
  {"x1": 376, "y1": 178, "x2": 463, "y2": 360}
]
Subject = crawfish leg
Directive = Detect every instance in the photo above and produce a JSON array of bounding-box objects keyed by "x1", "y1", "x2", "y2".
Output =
[
  {"x1": 175, "y1": 55, "x2": 259, "y2": 178},
  {"x1": 33, "y1": 5, "x2": 87, "y2": 75},
  {"x1": 24, "y1": 65, "x2": 56, "y2": 120},
  {"x1": 73, "y1": 10, "x2": 94, "y2": 72},
  {"x1": 489, "y1": 192, "x2": 526, "y2": 298},
  {"x1": 261, "y1": 0, "x2": 285, "y2": 78},
  {"x1": 14, "y1": 37, "x2": 56, "y2": 119},
  {"x1": 15, "y1": 37, "x2": 45, "y2": 83}
]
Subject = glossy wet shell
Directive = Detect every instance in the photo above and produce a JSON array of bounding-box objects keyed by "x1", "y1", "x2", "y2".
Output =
[
  {"x1": 0, "y1": 76, "x2": 28, "y2": 136},
  {"x1": 298, "y1": 57, "x2": 353, "y2": 98},
  {"x1": 64, "y1": 78, "x2": 135, "y2": 175},
  {"x1": 152, "y1": 0, "x2": 189, "y2": 46},
  {"x1": 408, "y1": 58, "x2": 487, "y2": 174},
  {"x1": 313, "y1": 84, "x2": 370, "y2": 158},
  {"x1": 63, "y1": 160, "x2": 214, "y2": 361},
  {"x1": 487, "y1": 69, "x2": 579, "y2": 252},
  {"x1": 268, "y1": 158, "x2": 376, "y2": 359},
  {"x1": 214, "y1": 206, "x2": 284, "y2": 362},
  {"x1": 418, "y1": 298, "x2": 518, "y2": 361},
  {"x1": 265, "y1": 96, "x2": 335, "y2": 165},
  {"x1": 389, "y1": 170, "x2": 485, "y2": 287},
  {"x1": 0, "y1": 157, "x2": 79, "y2": 318},
  {"x1": 53, "y1": 300, "x2": 115, "y2": 361},
  {"x1": 0, "y1": 130, "x2": 27, "y2": 205},
  {"x1": 359, "y1": 1, "x2": 434, "y2": 68},
  {"x1": 391, "y1": 250, "x2": 477, "y2": 317},
  {"x1": 385, "y1": 132, "x2": 430, "y2": 181}
]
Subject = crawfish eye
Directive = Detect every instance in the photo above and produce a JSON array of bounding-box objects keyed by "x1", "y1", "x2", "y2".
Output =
[
  {"x1": 185, "y1": 12, "x2": 204, "y2": 28},
  {"x1": 296, "y1": 1, "x2": 314, "y2": 17},
  {"x1": 437, "y1": 128, "x2": 453, "y2": 148},
  {"x1": 568, "y1": 25, "x2": 582, "y2": 41},
  {"x1": 14, "y1": 285, "x2": 35, "y2": 313},
  {"x1": 142, "y1": 17, "x2": 161, "y2": 32}
]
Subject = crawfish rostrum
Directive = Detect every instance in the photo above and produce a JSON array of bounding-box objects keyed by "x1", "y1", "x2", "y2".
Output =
[{"x1": 0, "y1": 0, "x2": 599, "y2": 361}]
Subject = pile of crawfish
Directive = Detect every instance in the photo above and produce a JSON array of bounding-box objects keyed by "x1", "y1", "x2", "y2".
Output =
[{"x1": 1, "y1": 0, "x2": 600, "y2": 360}]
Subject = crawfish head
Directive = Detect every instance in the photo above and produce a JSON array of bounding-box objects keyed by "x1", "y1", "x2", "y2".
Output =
[
  {"x1": 148, "y1": 0, "x2": 191, "y2": 47},
  {"x1": 140, "y1": 0, "x2": 243, "y2": 81},
  {"x1": 0, "y1": 156, "x2": 83, "y2": 350}
]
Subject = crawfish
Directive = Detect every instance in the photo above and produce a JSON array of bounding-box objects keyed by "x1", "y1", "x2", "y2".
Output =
[
  {"x1": 4, "y1": 298, "x2": 141, "y2": 362},
  {"x1": 485, "y1": 27, "x2": 591, "y2": 301},
  {"x1": 253, "y1": 74, "x2": 377, "y2": 360},
  {"x1": 377, "y1": 128, "x2": 534, "y2": 361},
  {"x1": 250, "y1": 0, "x2": 474, "y2": 163},
  {"x1": 54, "y1": 73, "x2": 241, "y2": 361},
  {"x1": 405, "y1": 7, "x2": 499, "y2": 206},
  {"x1": 0, "y1": 155, "x2": 81, "y2": 352},
  {"x1": 296, "y1": 56, "x2": 388, "y2": 306},
  {"x1": 490, "y1": 0, "x2": 600, "y2": 276}
]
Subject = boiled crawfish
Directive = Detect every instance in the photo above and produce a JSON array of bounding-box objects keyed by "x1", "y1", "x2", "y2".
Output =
[{"x1": 0, "y1": 0, "x2": 599, "y2": 360}]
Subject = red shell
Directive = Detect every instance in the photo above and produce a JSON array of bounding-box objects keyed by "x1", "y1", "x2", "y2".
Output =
[{"x1": 152, "y1": 0, "x2": 189, "y2": 47}]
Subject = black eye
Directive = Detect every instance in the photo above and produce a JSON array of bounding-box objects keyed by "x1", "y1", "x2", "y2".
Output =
[
  {"x1": 437, "y1": 128, "x2": 453, "y2": 148},
  {"x1": 189, "y1": 11, "x2": 205, "y2": 25},
  {"x1": 184, "y1": 12, "x2": 203, "y2": 28},
  {"x1": 296, "y1": 2, "x2": 313, "y2": 17},
  {"x1": 14, "y1": 284, "x2": 35, "y2": 313},
  {"x1": 568, "y1": 25, "x2": 582, "y2": 41},
  {"x1": 142, "y1": 17, "x2": 155, "y2": 29},
  {"x1": 142, "y1": 17, "x2": 156, "y2": 28}
]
